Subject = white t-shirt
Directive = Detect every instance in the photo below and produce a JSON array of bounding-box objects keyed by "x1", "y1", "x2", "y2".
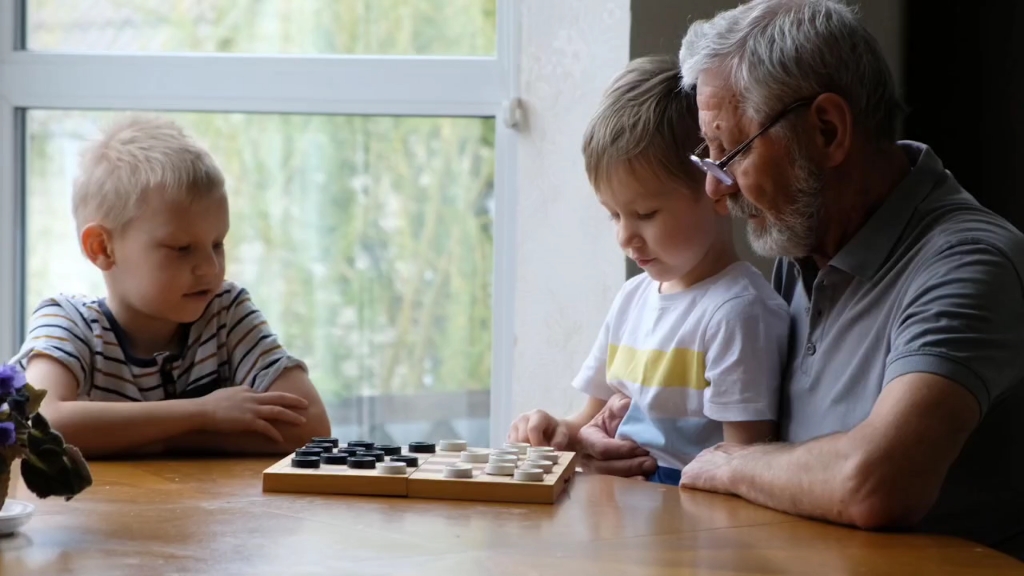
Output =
[{"x1": 572, "y1": 262, "x2": 790, "y2": 470}]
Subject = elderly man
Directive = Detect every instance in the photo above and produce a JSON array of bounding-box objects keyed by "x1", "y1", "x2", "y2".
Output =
[{"x1": 574, "y1": 0, "x2": 1024, "y2": 559}]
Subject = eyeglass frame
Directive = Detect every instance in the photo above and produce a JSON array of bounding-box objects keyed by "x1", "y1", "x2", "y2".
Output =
[{"x1": 689, "y1": 97, "x2": 817, "y2": 187}]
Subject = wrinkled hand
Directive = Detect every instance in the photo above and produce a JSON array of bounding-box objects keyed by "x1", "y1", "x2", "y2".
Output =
[
  {"x1": 507, "y1": 409, "x2": 571, "y2": 449},
  {"x1": 199, "y1": 386, "x2": 308, "y2": 443},
  {"x1": 577, "y1": 393, "x2": 657, "y2": 478},
  {"x1": 678, "y1": 442, "x2": 748, "y2": 494}
]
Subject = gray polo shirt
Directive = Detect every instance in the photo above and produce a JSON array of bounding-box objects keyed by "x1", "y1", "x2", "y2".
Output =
[{"x1": 774, "y1": 141, "x2": 1024, "y2": 558}]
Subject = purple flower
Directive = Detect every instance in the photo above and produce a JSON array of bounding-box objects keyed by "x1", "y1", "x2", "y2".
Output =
[
  {"x1": 0, "y1": 364, "x2": 26, "y2": 397},
  {"x1": 0, "y1": 421, "x2": 15, "y2": 447}
]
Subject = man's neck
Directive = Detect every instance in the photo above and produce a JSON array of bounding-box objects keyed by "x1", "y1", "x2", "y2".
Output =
[
  {"x1": 810, "y1": 141, "x2": 911, "y2": 269},
  {"x1": 104, "y1": 295, "x2": 183, "y2": 358}
]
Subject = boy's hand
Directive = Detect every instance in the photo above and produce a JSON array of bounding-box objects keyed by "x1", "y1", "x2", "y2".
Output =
[
  {"x1": 507, "y1": 409, "x2": 571, "y2": 449},
  {"x1": 198, "y1": 386, "x2": 309, "y2": 443}
]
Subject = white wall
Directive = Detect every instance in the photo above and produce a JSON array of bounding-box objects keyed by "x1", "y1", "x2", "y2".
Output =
[{"x1": 509, "y1": 0, "x2": 632, "y2": 420}]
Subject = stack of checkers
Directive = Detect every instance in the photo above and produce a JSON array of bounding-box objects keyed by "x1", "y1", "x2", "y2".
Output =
[{"x1": 290, "y1": 437, "x2": 420, "y2": 475}]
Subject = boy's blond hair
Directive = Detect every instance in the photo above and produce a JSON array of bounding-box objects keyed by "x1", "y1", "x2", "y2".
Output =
[
  {"x1": 583, "y1": 55, "x2": 705, "y2": 191},
  {"x1": 71, "y1": 115, "x2": 225, "y2": 235}
]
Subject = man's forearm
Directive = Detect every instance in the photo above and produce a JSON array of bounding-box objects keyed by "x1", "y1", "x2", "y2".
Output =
[
  {"x1": 43, "y1": 399, "x2": 207, "y2": 458},
  {"x1": 721, "y1": 435, "x2": 861, "y2": 525}
]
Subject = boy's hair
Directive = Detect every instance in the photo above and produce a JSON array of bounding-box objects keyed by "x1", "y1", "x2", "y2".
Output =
[
  {"x1": 582, "y1": 54, "x2": 706, "y2": 191},
  {"x1": 71, "y1": 115, "x2": 225, "y2": 235}
]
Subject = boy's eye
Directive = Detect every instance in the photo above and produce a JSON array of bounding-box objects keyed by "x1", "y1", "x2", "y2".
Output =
[
  {"x1": 637, "y1": 210, "x2": 659, "y2": 221},
  {"x1": 172, "y1": 245, "x2": 190, "y2": 253}
]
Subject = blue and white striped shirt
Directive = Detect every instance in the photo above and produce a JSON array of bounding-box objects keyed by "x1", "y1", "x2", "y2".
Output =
[{"x1": 10, "y1": 280, "x2": 304, "y2": 401}]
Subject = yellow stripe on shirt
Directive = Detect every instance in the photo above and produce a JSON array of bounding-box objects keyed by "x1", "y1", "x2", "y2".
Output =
[{"x1": 606, "y1": 344, "x2": 709, "y2": 390}]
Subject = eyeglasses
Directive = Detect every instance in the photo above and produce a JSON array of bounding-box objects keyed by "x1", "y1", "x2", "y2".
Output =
[{"x1": 690, "y1": 98, "x2": 816, "y2": 187}]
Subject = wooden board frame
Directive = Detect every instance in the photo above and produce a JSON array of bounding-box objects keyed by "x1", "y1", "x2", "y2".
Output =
[{"x1": 261, "y1": 448, "x2": 580, "y2": 504}]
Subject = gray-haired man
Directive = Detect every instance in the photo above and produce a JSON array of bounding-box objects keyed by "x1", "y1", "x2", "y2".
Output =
[{"x1": 576, "y1": 0, "x2": 1024, "y2": 560}]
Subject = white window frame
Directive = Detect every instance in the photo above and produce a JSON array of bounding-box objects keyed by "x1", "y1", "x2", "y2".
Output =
[{"x1": 0, "y1": 0, "x2": 520, "y2": 447}]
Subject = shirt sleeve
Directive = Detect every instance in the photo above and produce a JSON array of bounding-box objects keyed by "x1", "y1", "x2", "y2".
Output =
[
  {"x1": 223, "y1": 286, "x2": 306, "y2": 393},
  {"x1": 569, "y1": 315, "x2": 616, "y2": 400},
  {"x1": 702, "y1": 293, "x2": 790, "y2": 422},
  {"x1": 570, "y1": 281, "x2": 638, "y2": 401},
  {"x1": 886, "y1": 241, "x2": 1024, "y2": 415},
  {"x1": 11, "y1": 297, "x2": 94, "y2": 392}
]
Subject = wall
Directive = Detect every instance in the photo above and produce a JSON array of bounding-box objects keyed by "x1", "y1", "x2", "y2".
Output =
[
  {"x1": 510, "y1": 1, "x2": 631, "y2": 419},
  {"x1": 627, "y1": 0, "x2": 906, "y2": 279},
  {"x1": 902, "y1": 0, "x2": 1023, "y2": 232}
]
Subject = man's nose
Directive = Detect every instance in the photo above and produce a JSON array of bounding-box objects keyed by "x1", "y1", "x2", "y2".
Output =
[{"x1": 705, "y1": 171, "x2": 739, "y2": 201}]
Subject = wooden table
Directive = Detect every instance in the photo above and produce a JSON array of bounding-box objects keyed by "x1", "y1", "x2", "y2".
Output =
[{"x1": 1, "y1": 458, "x2": 1021, "y2": 575}]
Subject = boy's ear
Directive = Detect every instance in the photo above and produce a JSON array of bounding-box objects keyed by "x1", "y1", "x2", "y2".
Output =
[{"x1": 80, "y1": 224, "x2": 115, "y2": 271}]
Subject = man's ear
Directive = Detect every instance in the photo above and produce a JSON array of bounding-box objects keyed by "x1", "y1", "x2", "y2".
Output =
[
  {"x1": 808, "y1": 92, "x2": 853, "y2": 168},
  {"x1": 80, "y1": 224, "x2": 115, "y2": 271}
]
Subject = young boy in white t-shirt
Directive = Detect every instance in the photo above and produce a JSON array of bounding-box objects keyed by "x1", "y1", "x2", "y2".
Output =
[{"x1": 507, "y1": 55, "x2": 790, "y2": 485}]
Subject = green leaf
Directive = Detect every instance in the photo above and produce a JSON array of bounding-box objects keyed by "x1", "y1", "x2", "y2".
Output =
[{"x1": 24, "y1": 383, "x2": 46, "y2": 417}]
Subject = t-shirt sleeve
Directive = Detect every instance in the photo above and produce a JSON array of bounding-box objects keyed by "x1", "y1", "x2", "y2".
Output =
[
  {"x1": 569, "y1": 316, "x2": 616, "y2": 400},
  {"x1": 886, "y1": 241, "x2": 1024, "y2": 415},
  {"x1": 11, "y1": 297, "x2": 93, "y2": 392},
  {"x1": 570, "y1": 281, "x2": 637, "y2": 401},
  {"x1": 702, "y1": 293, "x2": 789, "y2": 422},
  {"x1": 223, "y1": 287, "x2": 306, "y2": 393}
]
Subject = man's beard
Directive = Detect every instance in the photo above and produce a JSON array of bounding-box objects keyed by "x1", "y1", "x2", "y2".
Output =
[{"x1": 727, "y1": 146, "x2": 823, "y2": 258}]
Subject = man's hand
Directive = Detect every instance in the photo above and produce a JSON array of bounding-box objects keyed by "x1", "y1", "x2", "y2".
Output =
[
  {"x1": 576, "y1": 393, "x2": 657, "y2": 478},
  {"x1": 678, "y1": 442, "x2": 751, "y2": 493},
  {"x1": 197, "y1": 386, "x2": 308, "y2": 443},
  {"x1": 507, "y1": 409, "x2": 571, "y2": 449}
]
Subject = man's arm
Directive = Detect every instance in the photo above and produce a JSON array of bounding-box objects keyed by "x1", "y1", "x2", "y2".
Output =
[
  {"x1": 680, "y1": 372, "x2": 979, "y2": 528},
  {"x1": 164, "y1": 366, "x2": 331, "y2": 455}
]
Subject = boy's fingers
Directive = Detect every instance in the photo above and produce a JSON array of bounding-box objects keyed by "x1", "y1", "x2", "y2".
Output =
[
  {"x1": 551, "y1": 425, "x2": 570, "y2": 450},
  {"x1": 251, "y1": 419, "x2": 285, "y2": 443},
  {"x1": 257, "y1": 392, "x2": 309, "y2": 408},
  {"x1": 257, "y1": 405, "x2": 306, "y2": 425},
  {"x1": 526, "y1": 415, "x2": 552, "y2": 447}
]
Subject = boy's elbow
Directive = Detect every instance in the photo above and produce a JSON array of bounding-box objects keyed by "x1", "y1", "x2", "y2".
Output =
[{"x1": 841, "y1": 457, "x2": 936, "y2": 530}]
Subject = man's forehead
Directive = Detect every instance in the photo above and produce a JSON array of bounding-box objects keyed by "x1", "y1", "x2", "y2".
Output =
[{"x1": 695, "y1": 72, "x2": 743, "y2": 138}]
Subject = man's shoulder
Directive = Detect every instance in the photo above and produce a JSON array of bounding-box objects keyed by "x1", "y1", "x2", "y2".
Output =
[{"x1": 905, "y1": 180, "x2": 1024, "y2": 284}]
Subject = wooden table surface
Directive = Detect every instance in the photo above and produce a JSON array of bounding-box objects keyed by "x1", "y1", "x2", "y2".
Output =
[{"x1": 1, "y1": 457, "x2": 1022, "y2": 576}]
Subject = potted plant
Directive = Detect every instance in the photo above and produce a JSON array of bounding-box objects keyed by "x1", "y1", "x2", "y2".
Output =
[{"x1": 1, "y1": 363, "x2": 93, "y2": 510}]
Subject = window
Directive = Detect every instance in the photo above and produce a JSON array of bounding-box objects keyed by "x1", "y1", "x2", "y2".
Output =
[{"x1": 0, "y1": 1, "x2": 520, "y2": 447}]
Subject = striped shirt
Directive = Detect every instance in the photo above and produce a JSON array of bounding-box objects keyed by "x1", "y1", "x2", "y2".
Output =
[{"x1": 9, "y1": 281, "x2": 305, "y2": 402}]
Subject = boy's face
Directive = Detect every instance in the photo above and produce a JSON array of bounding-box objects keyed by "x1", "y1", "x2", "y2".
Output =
[
  {"x1": 106, "y1": 190, "x2": 229, "y2": 324},
  {"x1": 597, "y1": 166, "x2": 722, "y2": 292}
]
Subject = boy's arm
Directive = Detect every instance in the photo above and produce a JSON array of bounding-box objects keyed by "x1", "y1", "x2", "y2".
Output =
[
  {"x1": 722, "y1": 421, "x2": 776, "y2": 444},
  {"x1": 27, "y1": 355, "x2": 312, "y2": 458},
  {"x1": 702, "y1": 295, "x2": 789, "y2": 446},
  {"x1": 164, "y1": 366, "x2": 331, "y2": 455},
  {"x1": 28, "y1": 355, "x2": 203, "y2": 457}
]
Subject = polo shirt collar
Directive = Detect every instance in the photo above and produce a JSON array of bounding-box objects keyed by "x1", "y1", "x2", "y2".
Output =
[{"x1": 825, "y1": 141, "x2": 947, "y2": 280}]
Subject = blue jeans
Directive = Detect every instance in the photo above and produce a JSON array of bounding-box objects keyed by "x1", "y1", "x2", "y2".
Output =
[{"x1": 647, "y1": 465, "x2": 681, "y2": 486}]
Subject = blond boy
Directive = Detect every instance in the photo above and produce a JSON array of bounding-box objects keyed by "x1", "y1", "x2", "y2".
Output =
[
  {"x1": 507, "y1": 56, "x2": 790, "y2": 485},
  {"x1": 10, "y1": 116, "x2": 330, "y2": 458}
]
